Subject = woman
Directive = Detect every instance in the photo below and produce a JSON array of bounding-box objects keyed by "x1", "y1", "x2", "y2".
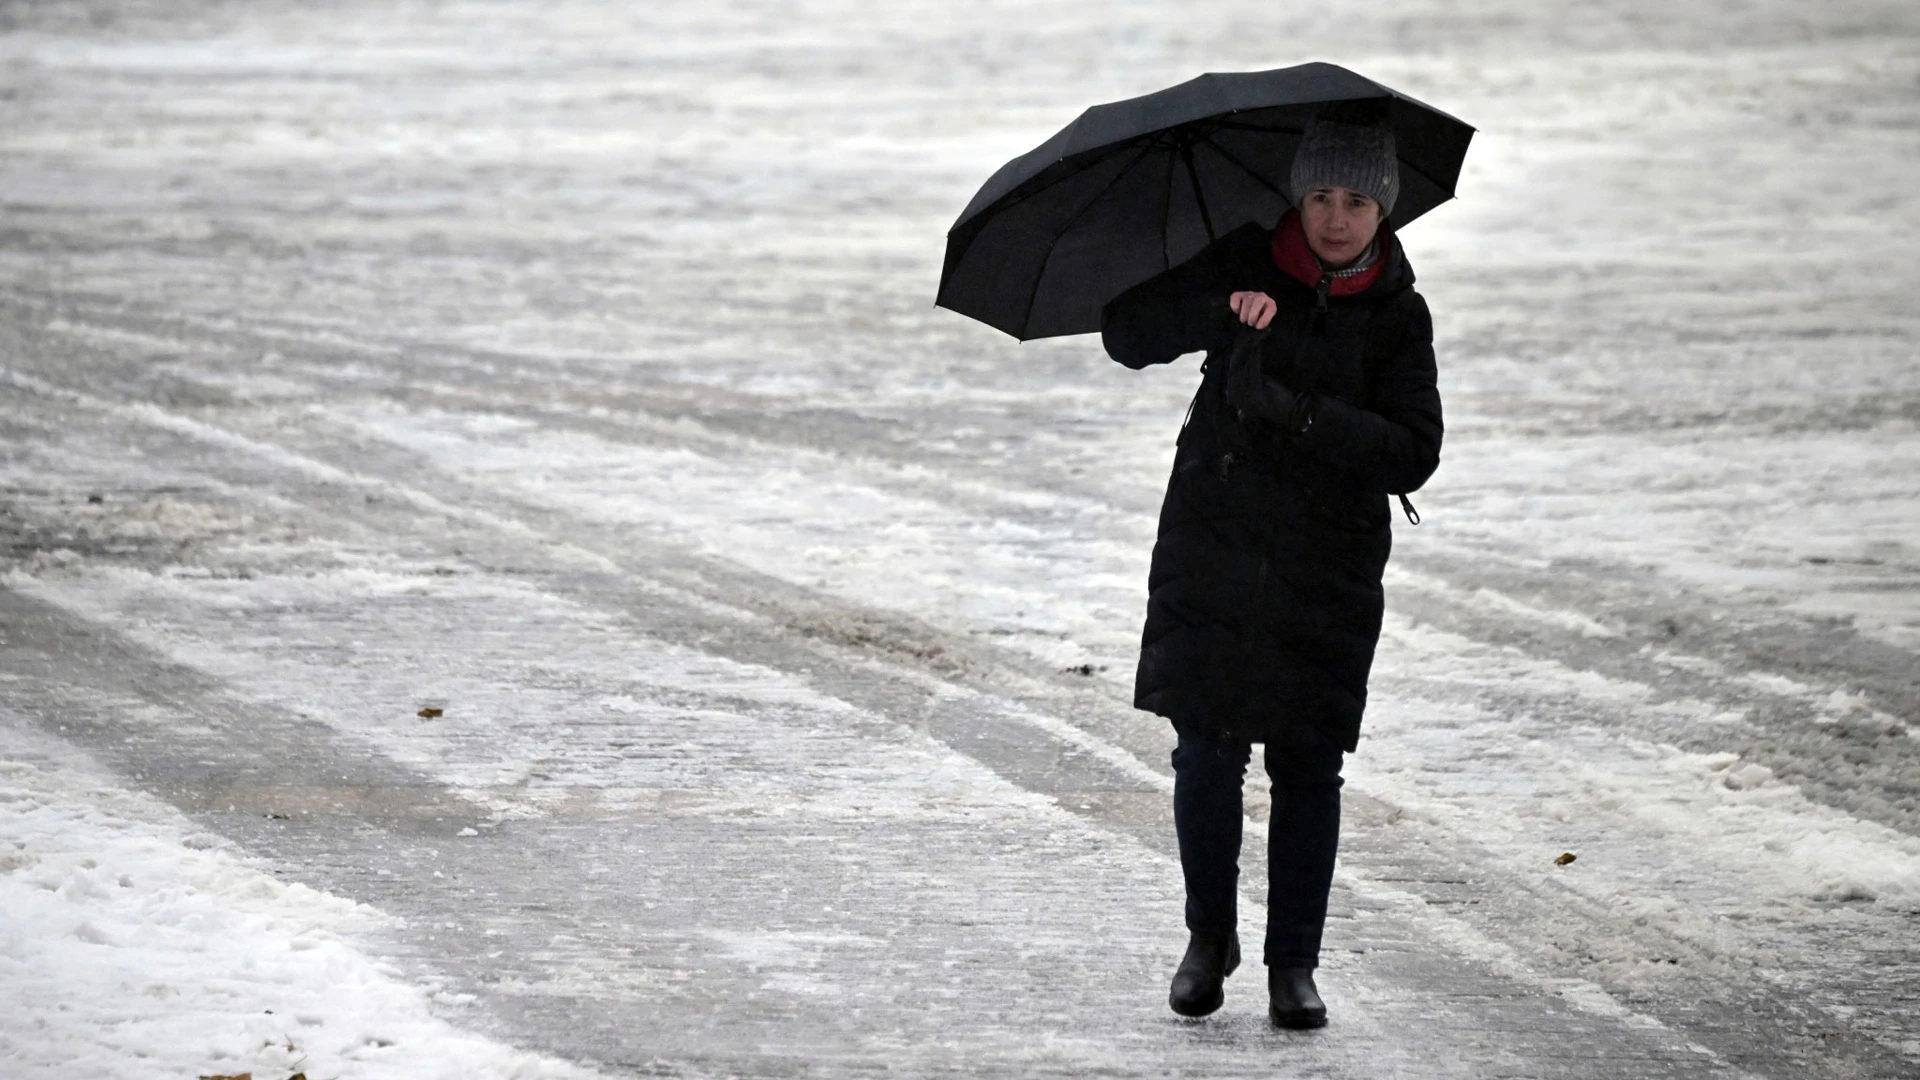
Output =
[{"x1": 1100, "y1": 106, "x2": 1443, "y2": 1029}]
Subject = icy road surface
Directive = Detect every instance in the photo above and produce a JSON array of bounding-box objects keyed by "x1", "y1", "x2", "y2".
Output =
[{"x1": 2, "y1": 1, "x2": 1917, "y2": 1076}]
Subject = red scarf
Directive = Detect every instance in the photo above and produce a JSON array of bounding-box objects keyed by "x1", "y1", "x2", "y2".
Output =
[{"x1": 1270, "y1": 209, "x2": 1390, "y2": 296}]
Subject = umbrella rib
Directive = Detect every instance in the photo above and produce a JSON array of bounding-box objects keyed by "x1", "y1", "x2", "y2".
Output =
[
  {"x1": 1209, "y1": 123, "x2": 1468, "y2": 208},
  {"x1": 1181, "y1": 145, "x2": 1216, "y2": 244},
  {"x1": 1017, "y1": 142, "x2": 1159, "y2": 337},
  {"x1": 1394, "y1": 154, "x2": 1458, "y2": 200},
  {"x1": 1161, "y1": 147, "x2": 1177, "y2": 270},
  {"x1": 965, "y1": 140, "x2": 1146, "y2": 228},
  {"x1": 1211, "y1": 119, "x2": 1306, "y2": 134},
  {"x1": 1196, "y1": 134, "x2": 1289, "y2": 199}
]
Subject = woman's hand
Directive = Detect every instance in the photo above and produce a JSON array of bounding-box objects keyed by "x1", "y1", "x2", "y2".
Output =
[
  {"x1": 1226, "y1": 327, "x2": 1309, "y2": 434},
  {"x1": 1225, "y1": 330, "x2": 1270, "y2": 417},
  {"x1": 1229, "y1": 291, "x2": 1276, "y2": 329}
]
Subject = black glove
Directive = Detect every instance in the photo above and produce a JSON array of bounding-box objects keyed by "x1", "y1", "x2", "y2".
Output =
[{"x1": 1225, "y1": 327, "x2": 1313, "y2": 435}]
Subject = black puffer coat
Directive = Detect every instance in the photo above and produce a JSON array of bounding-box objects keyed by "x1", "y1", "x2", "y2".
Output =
[{"x1": 1101, "y1": 218, "x2": 1442, "y2": 751}]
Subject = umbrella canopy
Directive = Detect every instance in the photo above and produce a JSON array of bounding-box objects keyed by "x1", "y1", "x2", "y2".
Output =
[{"x1": 936, "y1": 62, "x2": 1474, "y2": 340}]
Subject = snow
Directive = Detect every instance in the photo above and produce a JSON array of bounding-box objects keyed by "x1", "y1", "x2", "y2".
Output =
[
  {"x1": 1364, "y1": 620, "x2": 1920, "y2": 915},
  {"x1": 1, "y1": 0, "x2": 1917, "y2": 1073},
  {"x1": 337, "y1": 402, "x2": 1152, "y2": 675},
  {"x1": 0, "y1": 724, "x2": 595, "y2": 1080}
]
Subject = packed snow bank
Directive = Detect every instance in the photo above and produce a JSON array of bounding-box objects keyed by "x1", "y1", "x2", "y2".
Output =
[{"x1": 0, "y1": 725, "x2": 595, "y2": 1080}]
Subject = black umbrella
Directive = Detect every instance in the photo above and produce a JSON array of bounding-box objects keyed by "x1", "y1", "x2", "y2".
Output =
[{"x1": 936, "y1": 62, "x2": 1473, "y2": 340}]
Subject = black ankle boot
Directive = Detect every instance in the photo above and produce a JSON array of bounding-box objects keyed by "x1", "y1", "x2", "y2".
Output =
[
  {"x1": 1169, "y1": 932, "x2": 1240, "y2": 1017},
  {"x1": 1268, "y1": 966, "x2": 1327, "y2": 1028}
]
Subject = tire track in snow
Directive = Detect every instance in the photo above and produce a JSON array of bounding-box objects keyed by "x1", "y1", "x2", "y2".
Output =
[
  {"x1": 0, "y1": 718, "x2": 600, "y2": 1080},
  {"x1": 3, "y1": 513, "x2": 1733, "y2": 1077},
  {"x1": 7, "y1": 359, "x2": 1912, "y2": 1068},
  {"x1": 11, "y1": 284, "x2": 1917, "y2": 727},
  {"x1": 11, "y1": 291, "x2": 1915, "y2": 845},
  {"x1": 14, "y1": 287, "x2": 1914, "y2": 839},
  {"x1": 4, "y1": 2, "x2": 1918, "y2": 1073}
]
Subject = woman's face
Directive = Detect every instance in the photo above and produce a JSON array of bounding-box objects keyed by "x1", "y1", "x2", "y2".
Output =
[{"x1": 1300, "y1": 187, "x2": 1383, "y2": 267}]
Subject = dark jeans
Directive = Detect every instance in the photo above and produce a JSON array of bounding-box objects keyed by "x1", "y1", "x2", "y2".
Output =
[{"x1": 1171, "y1": 725, "x2": 1344, "y2": 968}]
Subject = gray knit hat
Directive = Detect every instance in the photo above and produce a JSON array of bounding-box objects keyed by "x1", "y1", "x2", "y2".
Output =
[{"x1": 1289, "y1": 112, "x2": 1400, "y2": 216}]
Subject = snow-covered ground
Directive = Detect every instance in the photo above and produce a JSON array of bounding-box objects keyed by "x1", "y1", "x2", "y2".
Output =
[
  {"x1": 0, "y1": 721, "x2": 595, "y2": 1079},
  {"x1": 1, "y1": 1, "x2": 1916, "y2": 1076}
]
